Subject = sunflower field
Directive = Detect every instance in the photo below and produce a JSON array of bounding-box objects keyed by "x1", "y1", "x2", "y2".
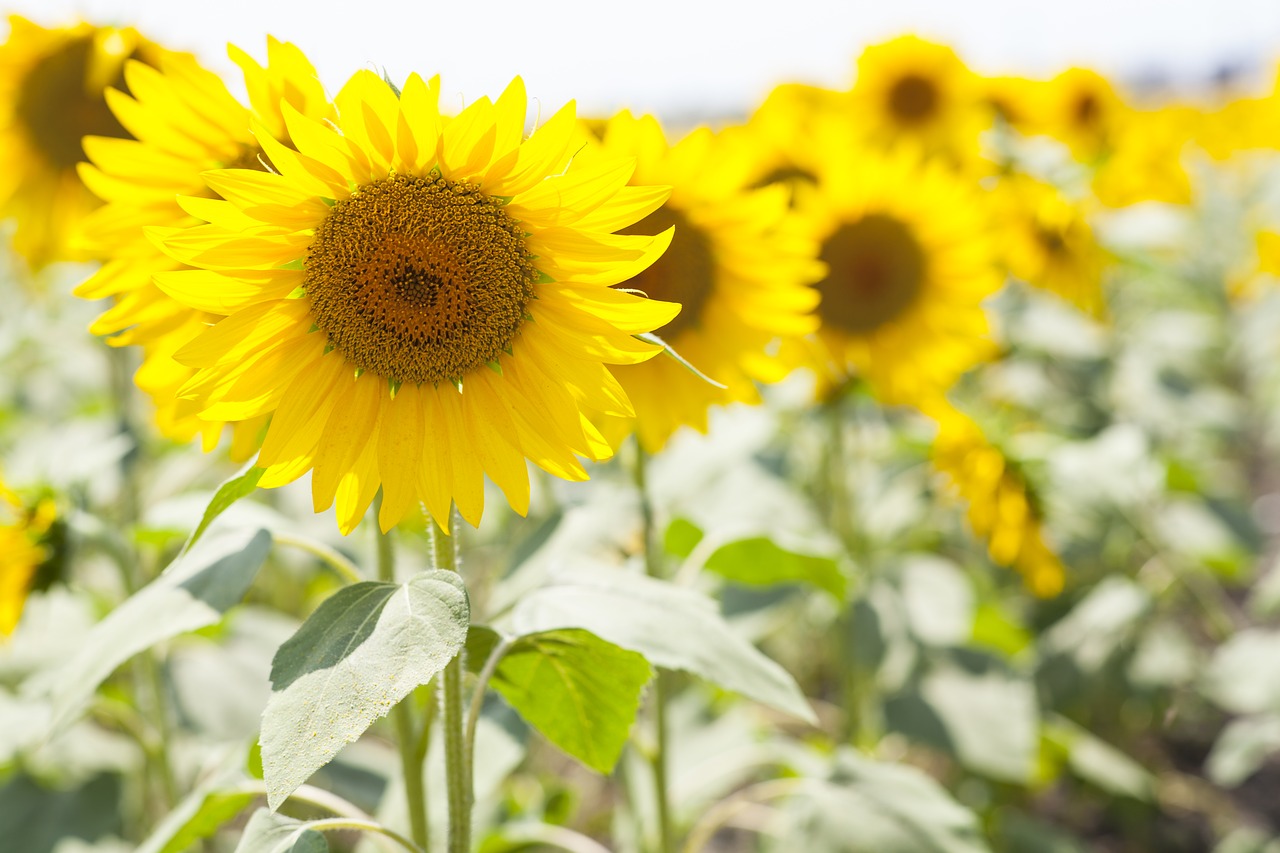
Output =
[{"x1": 6, "y1": 11, "x2": 1280, "y2": 853}]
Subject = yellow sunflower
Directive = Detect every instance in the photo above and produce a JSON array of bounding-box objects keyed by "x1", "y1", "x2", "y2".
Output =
[
  {"x1": 0, "y1": 15, "x2": 176, "y2": 269},
  {"x1": 848, "y1": 35, "x2": 985, "y2": 161},
  {"x1": 76, "y1": 39, "x2": 332, "y2": 458},
  {"x1": 1028, "y1": 67, "x2": 1128, "y2": 162},
  {"x1": 150, "y1": 70, "x2": 678, "y2": 534},
  {"x1": 992, "y1": 173, "x2": 1107, "y2": 317},
  {"x1": 978, "y1": 74, "x2": 1046, "y2": 135},
  {"x1": 731, "y1": 82, "x2": 846, "y2": 200},
  {"x1": 0, "y1": 478, "x2": 57, "y2": 636},
  {"x1": 583, "y1": 111, "x2": 822, "y2": 452},
  {"x1": 926, "y1": 403, "x2": 1065, "y2": 597},
  {"x1": 789, "y1": 147, "x2": 1000, "y2": 405}
]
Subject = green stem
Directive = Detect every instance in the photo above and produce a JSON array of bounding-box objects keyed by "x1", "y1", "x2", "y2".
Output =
[
  {"x1": 632, "y1": 444, "x2": 674, "y2": 853},
  {"x1": 275, "y1": 532, "x2": 364, "y2": 585},
  {"x1": 433, "y1": 510, "x2": 471, "y2": 853},
  {"x1": 375, "y1": 503, "x2": 429, "y2": 852}
]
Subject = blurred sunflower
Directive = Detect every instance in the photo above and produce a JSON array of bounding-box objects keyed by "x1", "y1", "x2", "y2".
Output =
[
  {"x1": 150, "y1": 70, "x2": 678, "y2": 533},
  {"x1": 731, "y1": 82, "x2": 844, "y2": 201},
  {"x1": 927, "y1": 403, "x2": 1065, "y2": 597},
  {"x1": 0, "y1": 478, "x2": 60, "y2": 636},
  {"x1": 790, "y1": 148, "x2": 1000, "y2": 405},
  {"x1": 993, "y1": 174, "x2": 1107, "y2": 317},
  {"x1": 76, "y1": 39, "x2": 332, "y2": 458},
  {"x1": 584, "y1": 111, "x2": 823, "y2": 452},
  {"x1": 978, "y1": 74, "x2": 1044, "y2": 135},
  {"x1": 848, "y1": 35, "x2": 984, "y2": 160},
  {"x1": 0, "y1": 15, "x2": 176, "y2": 269},
  {"x1": 1031, "y1": 67, "x2": 1127, "y2": 162}
]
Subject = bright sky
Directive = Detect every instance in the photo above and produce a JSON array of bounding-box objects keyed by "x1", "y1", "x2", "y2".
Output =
[{"x1": 10, "y1": 0, "x2": 1280, "y2": 117}]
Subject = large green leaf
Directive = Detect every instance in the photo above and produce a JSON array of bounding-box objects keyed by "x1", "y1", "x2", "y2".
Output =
[
  {"x1": 234, "y1": 810, "x2": 328, "y2": 853},
  {"x1": 703, "y1": 536, "x2": 846, "y2": 600},
  {"x1": 1203, "y1": 629, "x2": 1280, "y2": 715},
  {"x1": 469, "y1": 626, "x2": 651, "y2": 773},
  {"x1": 776, "y1": 749, "x2": 991, "y2": 853},
  {"x1": 261, "y1": 570, "x2": 468, "y2": 810},
  {"x1": 512, "y1": 568, "x2": 814, "y2": 723},
  {"x1": 44, "y1": 526, "x2": 272, "y2": 732}
]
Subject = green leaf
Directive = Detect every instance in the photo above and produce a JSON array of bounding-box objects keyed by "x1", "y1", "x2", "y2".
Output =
[
  {"x1": 884, "y1": 648, "x2": 1038, "y2": 783},
  {"x1": 138, "y1": 780, "x2": 255, "y2": 853},
  {"x1": 635, "y1": 331, "x2": 726, "y2": 388},
  {"x1": 183, "y1": 463, "x2": 265, "y2": 553},
  {"x1": 261, "y1": 570, "x2": 468, "y2": 810},
  {"x1": 234, "y1": 810, "x2": 328, "y2": 853},
  {"x1": 664, "y1": 517, "x2": 704, "y2": 558},
  {"x1": 1045, "y1": 715, "x2": 1154, "y2": 801},
  {"x1": 468, "y1": 626, "x2": 651, "y2": 773},
  {"x1": 779, "y1": 749, "x2": 992, "y2": 853},
  {"x1": 45, "y1": 527, "x2": 272, "y2": 733},
  {"x1": 512, "y1": 568, "x2": 814, "y2": 723},
  {"x1": 703, "y1": 536, "x2": 846, "y2": 600},
  {"x1": 1206, "y1": 714, "x2": 1280, "y2": 788},
  {"x1": 1203, "y1": 629, "x2": 1280, "y2": 715}
]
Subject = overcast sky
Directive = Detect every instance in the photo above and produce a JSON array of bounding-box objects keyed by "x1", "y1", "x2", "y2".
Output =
[{"x1": 11, "y1": 0, "x2": 1280, "y2": 117}]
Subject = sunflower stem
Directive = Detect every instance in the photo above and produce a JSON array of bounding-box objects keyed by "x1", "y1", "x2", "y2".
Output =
[
  {"x1": 631, "y1": 444, "x2": 675, "y2": 853},
  {"x1": 375, "y1": 500, "x2": 429, "y2": 852},
  {"x1": 432, "y1": 509, "x2": 471, "y2": 853}
]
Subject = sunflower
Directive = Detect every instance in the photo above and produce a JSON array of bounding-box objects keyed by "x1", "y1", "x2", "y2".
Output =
[
  {"x1": 992, "y1": 173, "x2": 1107, "y2": 317},
  {"x1": 1029, "y1": 67, "x2": 1128, "y2": 162},
  {"x1": 0, "y1": 478, "x2": 58, "y2": 636},
  {"x1": 789, "y1": 147, "x2": 1000, "y2": 405},
  {"x1": 926, "y1": 403, "x2": 1065, "y2": 597},
  {"x1": 731, "y1": 82, "x2": 845, "y2": 201},
  {"x1": 848, "y1": 35, "x2": 985, "y2": 161},
  {"x1": 582, "y1": 111, "x2": 822, "y2": 452},
  {"x1": 978, "y1": 74, "x2": 1045, "y2": 135},
  {"x1": 0, "y1": 15, "x2": 176, "y2": 269},
  {"x1": 150, "y1": 70, "x2": 678, "y2": 533},
  {"x1": 76, "y1": 39, "x2": 332, "y2": 456}
]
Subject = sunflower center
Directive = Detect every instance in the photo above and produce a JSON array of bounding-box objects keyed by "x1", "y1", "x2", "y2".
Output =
[
  {"x1": 305, "y1": 174, "x2": 536, "y2": 385},
  {"x1": 1074, "y1": 93, "x2": 1100, "y2": 127},
  {"x1": 818, "y1": 213, "x2": 926, "y2": 333},
  {"x1": 888, "y1": 74, "x2": 940, "y2": 123},
  {"x1": 620, "y1": 206, "x2": 714, "y2": 339},
  {"x1": 14, "y1": 35, "x2": 132, "y2": 171}
]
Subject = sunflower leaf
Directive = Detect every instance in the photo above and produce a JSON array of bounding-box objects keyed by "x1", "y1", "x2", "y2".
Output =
[
  {"x1": 260, "y1": 570, "x2": 469, "y2": 810},
  {"x1": 43, "y1": 527, "x2": 272, "y2": 734},
  {"x1": 234, "y1": 809, "x2": 328, "y2": 853},
  {"x1": 512, "y1": 567, "x2": 814, "y2": 723},
  {"x1": 182, "y1": 462, "x2": 264, "y2": 554},
  {"x1": 635, "y1": 332, "x2": 727, "y2": 389},
  {"x1": 467, "y1": 626, "x2": 651, "y2": 773}
]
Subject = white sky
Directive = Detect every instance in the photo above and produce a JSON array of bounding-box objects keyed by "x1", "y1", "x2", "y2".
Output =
[{"x1": 9, "y1": 0, "x2": 1280, "y2": 117}]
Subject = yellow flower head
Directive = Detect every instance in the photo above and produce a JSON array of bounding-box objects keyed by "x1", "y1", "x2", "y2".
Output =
[
  {"x1": 76, "y1": 39, "x2": 333, "y2": 458},
  {"x1": 927, "y1": 404, "x2": 1065, "y2": 597},
  {"x1": 0, "y1": 15, "x2": 177, "y2": 269},
  {"x1": 849, "y1": 35, "x2": 985, "y2": 160},
  {"x1": 0, "y1": 478, "x2": 58, "y2": 636},
  {"x1": 583, "y1": 112, "x2": 823, "y2": 452},
  {"x1": 150, "y1": 68, "x2": 679, "y2": 534},
  {"x1": 1030, "y1": 67, "x2": 1128, "y2": 161},
  {"x1": 732, "y1": 82, "x2": 846, "y2": 200},
  {"x1": 992, "y1": 173, "x2": 1107, "y2": 317},
  {"x1": 789, "y1": 148, "x2": 1000, "y2": 405}
]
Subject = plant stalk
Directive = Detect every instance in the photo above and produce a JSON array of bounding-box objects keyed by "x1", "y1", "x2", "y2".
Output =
[
  {"x1": 632, "y1": 444, "x2": 674, "y2": 853},
  {"x1": 432, "y1": 510, "x2": 471, "y2": 853}
]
